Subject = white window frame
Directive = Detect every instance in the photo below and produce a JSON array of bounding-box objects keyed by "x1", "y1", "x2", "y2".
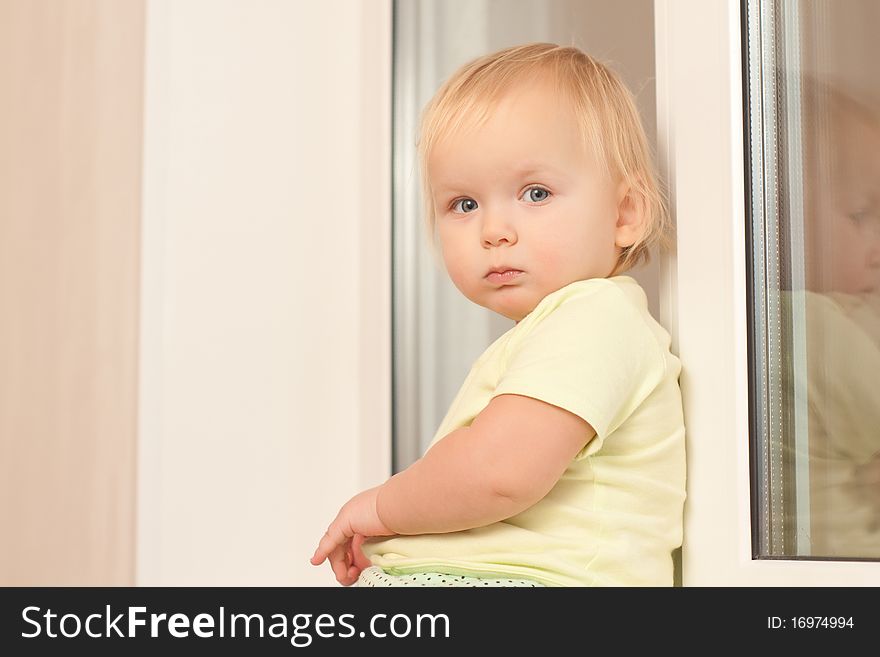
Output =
[{"x1": 655, "y1": 0, "x2": 880, "y2": 585}]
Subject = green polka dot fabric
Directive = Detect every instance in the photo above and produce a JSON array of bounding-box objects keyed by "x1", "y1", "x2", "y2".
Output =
[{"x1": 356, "y1": 566, "x2": 544, "y2": 587}]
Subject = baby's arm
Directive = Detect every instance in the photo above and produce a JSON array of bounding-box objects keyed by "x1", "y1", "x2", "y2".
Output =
[
  {"x1": 377, "y1": 393, "x2": 595, "y2": 534},
  {"x1": 311, "y1": 393, "x2": 594, "y2": 584}
]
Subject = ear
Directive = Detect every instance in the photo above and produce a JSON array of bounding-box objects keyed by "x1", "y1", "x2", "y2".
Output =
[{"x1": 613, "y1": 181, "x2": 647, "y2": 249}]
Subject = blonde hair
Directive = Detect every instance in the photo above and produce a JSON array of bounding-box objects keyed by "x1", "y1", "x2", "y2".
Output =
[
  {"x1": 798, "y1": 76, "x2": 880, "y2": 292},
  {"x1": 418, "y1": 42, "x2": 671, "y2": 275},
  {"x1": 800, "y1": 75, "x2": 880, "y2": 210}
]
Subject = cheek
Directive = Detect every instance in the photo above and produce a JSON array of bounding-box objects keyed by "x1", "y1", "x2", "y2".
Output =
[
  {"x1": 527, "y1": 232, "x2": 584, "y2": 279},
  {"x1": 439, "y1": 232, "x2": 471, "y2": 279},
  {"x1": 561, "y1": 212, "x2": 613, "y2": 256},
  {"x1": 828, "y1": 220, "x2": 871, "y2": 288},
  {"x1": 568, "y1": 196, "x2": 616, "y2": 241},
  {"x1": 525, "y1": 230, "x2": 564, "y2": 266},
  {"x1": 830, "y1": 218, "x2": 864, "y2": 258}
]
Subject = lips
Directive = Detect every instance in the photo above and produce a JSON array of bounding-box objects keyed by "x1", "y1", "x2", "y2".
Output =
[
  {"x1": 485, "y1": 265, "x2": 521, "y2": 276},
  {"x1": 485, "y1": 268, "x2": 524, "y2": 285}
]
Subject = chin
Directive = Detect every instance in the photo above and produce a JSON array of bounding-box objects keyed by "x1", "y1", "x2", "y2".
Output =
[{"x1": 490, "y1": 298, "x2": 531, "y2": 322}]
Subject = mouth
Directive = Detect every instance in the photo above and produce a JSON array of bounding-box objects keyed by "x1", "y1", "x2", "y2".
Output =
[{"x1": 485, "y1": 268, "x2": 524, "y2": 285}]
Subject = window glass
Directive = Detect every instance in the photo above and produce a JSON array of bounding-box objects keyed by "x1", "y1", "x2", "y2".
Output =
[{"x1": 745, "y1": 0, "x2": 880, "y2": 558}]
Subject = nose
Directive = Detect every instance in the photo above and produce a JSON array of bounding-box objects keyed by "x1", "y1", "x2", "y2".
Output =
[{"x1": 480, "y1": 208, "x2": 517, "y2": 248}]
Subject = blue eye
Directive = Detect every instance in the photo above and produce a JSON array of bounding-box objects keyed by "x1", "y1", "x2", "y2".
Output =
[
  {"x1": 848, "y1": 208, "x2": 866, "y2": 223},
  {"x1": 449, "y1": 187, "x2": 551, "y2": 214},
  {"x1": 524, "y1": 186, "x2": 551, "y2": 202},
  {"x1": 451, "y1": 198, "x2": 478, "y2": 214},
  {"x1": 848, "y1": 208, "x2": 880, "y2": 238}
]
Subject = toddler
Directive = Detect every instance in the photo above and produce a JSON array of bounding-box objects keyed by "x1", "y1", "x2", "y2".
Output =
[
  {"x1": 310, "y1": 42, "x2": 686, "y2": 586},
  {"x1": 786, "y1": 77, "x2": 880, "y2": 556}
]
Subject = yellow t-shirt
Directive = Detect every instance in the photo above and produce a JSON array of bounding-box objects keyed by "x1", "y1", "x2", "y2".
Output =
[
  {"x1": 787, "y1": 290, "x2": 880, "y2": 557},
  {"x1": 362, "y1": 275, "x2": 687, "y2": 586}
]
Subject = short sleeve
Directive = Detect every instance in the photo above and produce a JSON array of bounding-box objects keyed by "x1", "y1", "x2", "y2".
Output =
[{"x1": 492, "y1": 283, "x2": 666, "y2": 460}]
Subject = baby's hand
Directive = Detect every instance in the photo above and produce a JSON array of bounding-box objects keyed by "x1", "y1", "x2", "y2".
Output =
[{"x1": 310, "y1": 485, "x2": 396, "y2": 586}]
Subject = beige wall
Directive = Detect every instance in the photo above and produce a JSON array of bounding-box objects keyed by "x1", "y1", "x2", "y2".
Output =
[
  {"x1": 0, "y1": 0, "x2": 145, "y2": 585},
  {"x1": 0, "y1": 0, "x2": 392, "y2": 586}
]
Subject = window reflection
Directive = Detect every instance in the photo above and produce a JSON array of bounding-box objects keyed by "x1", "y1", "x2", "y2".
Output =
[
  {"x1": 748, "y1": 0, "x2": 880, "y2": 559},
  {"x1": 797, "y1": 78, "x2": 880, "y2": 557}
]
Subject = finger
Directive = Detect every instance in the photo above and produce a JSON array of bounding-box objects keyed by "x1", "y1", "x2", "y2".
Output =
[
  {"x1": 328, "y1": 546, "x2": 346, "y2": 582},
  {"x1": 331, "y1": 553, "x2": 358, "y2": 586},
  {"x1": 340, "y1": 564, "x2": 359, "y2": 587},
  {"x1": 345, "y1": 564, "x2": 360, "y2": 586},
  {"x1": 310, "y1": 544, "x2": 329, "y2": 566},
  {"x1": 311, "y1": 523, "x2": 349, "y2": 565},
  {"x1": 351, "y1": 534, "x2": 373, "y2": 571},
  {"x1": 328, "y1": 541, "x2": 355, "y2": 584},
  {"x1": 343, "y1": 547, "x2": 364, "y2": 586}
]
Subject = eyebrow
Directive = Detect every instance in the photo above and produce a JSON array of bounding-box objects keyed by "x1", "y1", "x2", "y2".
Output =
[
  {"x1": 433, "y1": 163, "x2": 566, "y2": 194},
  {"x1": 512, "y1": 163, "x2": 564, "y2": 176}
]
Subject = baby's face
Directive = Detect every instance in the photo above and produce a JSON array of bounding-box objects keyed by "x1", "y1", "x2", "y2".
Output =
[
  {"x1": 429, "y1": 79, "x2": 630, "y2": 322},
  {"x1": 807, "y1": 112, "x2": 880, "y2": 295}
]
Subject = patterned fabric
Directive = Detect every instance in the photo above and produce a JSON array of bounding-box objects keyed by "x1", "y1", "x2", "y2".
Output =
[{"x1": 356, "y1": 566, "x2": 544, "y2": 587}]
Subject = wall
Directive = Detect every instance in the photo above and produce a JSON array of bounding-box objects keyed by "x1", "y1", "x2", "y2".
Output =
[
  {"x1": 137, "y1": 0, "x2": 392, "y2": 585},
  {"x1": 0, "y1": 0, "x2": 145, "y2": 585},
  {"x1": 0, "y1": 0, "x2": 392, "y2": 587}
]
